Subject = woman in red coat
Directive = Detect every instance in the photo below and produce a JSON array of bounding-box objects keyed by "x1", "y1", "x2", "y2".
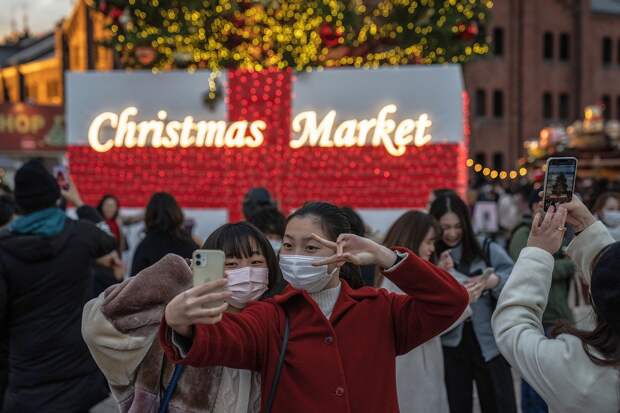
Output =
[{"x1": 160, "y1": 202, "x2": 468, "y2": 413}]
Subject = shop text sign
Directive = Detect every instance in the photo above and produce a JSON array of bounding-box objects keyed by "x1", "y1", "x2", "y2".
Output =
[{"x1": 88, "y1": 105, "x2": 433, "y2": 157}]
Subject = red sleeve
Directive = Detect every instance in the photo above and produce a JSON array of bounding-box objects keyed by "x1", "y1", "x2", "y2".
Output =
[
  {"x1": 385, "y1": 247, "x2": 469, "y2": 355},
  {"x1": 159, "y1": 301, "x2": 278, "y2": 370}
]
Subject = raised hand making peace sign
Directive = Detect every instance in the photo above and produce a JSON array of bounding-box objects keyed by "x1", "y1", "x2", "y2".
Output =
[{"x1": 310, "y1": 233, "x2": 399, "y2": 269}]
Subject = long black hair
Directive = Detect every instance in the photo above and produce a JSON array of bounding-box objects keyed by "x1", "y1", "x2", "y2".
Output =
[
  {"x1": 144, "y1": 192, "x2": 188, "y2": 240},
  {"x1": 429, "y1": 193, "x2": 483, "y2": 266},
  {"x1": 375, "y1": 210, "x2": 440, "y2": 287},
  {"x1": 287, "y1": 202, "x2": 364, "y2": 289},
  {"x1": 97, "y1": 194, "x2": 120, "y2": 220},
  {"x1": 203, "y1": 221, "x2": 282, "y2": 296}
]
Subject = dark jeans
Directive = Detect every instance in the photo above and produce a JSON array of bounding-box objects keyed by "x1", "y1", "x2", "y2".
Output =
[
  {"x1": 443, "y1": 322, "x2": 517, "y2": 413},
  {"x1": 521, "y1": 380, "x2": 548, "y2": 413},
  {"x1": 521, "y1": 327, "x2": 550, "y2": 413}
]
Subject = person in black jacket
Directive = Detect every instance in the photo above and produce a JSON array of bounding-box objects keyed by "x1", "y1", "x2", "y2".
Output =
[
  {"x1": 130, "y1": 192, "x2": 198, "y2": 276},
  {"x1": 0, "y1": 160, "x2": 117, "y2": 413}
]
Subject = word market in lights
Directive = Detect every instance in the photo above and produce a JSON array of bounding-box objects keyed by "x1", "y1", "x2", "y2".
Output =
[{"x1": 87, "y1": 105, "x2": 433, "y2": 157}]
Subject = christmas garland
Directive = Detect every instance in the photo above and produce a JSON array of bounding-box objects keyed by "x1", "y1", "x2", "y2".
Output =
[{"x1": 90, "y1": 0, "x2": 492, "y2": 71}]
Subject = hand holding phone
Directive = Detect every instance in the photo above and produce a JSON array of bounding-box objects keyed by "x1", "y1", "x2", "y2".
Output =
[
  {"x1": 542, "y1": 157, "x2": 577, "y2": 212},
  {"x1": 53, "y1": 165, "x2": 70, "y2": 191}
]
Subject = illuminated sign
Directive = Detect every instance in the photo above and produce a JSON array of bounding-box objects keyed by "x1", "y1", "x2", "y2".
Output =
[
  {"x1": 291, "y1": 104, "x2": 432, "y2": 157},
  {"x1": 88, "y1": 107, "x2": 265, "y2": 153},
  {"x1": 87, "y1": 105, "x2": 433, "y2": 156}
]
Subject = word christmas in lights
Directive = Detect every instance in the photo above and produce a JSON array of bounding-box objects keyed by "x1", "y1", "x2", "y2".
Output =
[
  {"x1": 88, "y1": 107, "x2": 266, "y2": 152},
  {"x1": 87, "y1": 105, "x2": 434, "y2": 156}
]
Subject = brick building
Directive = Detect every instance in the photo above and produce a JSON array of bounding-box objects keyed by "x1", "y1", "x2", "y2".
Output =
[
  {"x1": 0, "y1": 0, "x2": 113, "y2": 106},
  {"x1": 465, "y1": 0, "x2": 620, "y2": 172}
]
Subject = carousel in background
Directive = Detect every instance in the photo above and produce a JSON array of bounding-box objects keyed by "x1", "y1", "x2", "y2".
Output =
[{"x1": 524, "y1": 104, "x2": 620, "y2": 204}]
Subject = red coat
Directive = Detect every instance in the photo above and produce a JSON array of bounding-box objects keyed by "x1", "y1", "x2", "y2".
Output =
[{"x1": 160, "y1": 248, "x2": 468, "y2": 413}]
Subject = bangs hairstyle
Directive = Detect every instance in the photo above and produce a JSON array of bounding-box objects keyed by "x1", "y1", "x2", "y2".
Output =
[
  {"x1": 375, "y1": 210, "x2": 439, "y2": 286},
  {"x1": 287, "y1": 201, "x2": 363, "y2": 289},
  {"x1": 429, "y1": 193, "x2": 483, "y2": 265},
  {"x1": 203, "y1": 222, "x2": 281, "y2": 294}
]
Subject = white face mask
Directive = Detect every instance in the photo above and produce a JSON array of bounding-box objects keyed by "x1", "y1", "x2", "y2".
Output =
[
  {"x1": 226, "y1": 267, "x2": 269, "y2": 309},
  {"x1": 269, "y1": 239, "x2": 282, "y2": 253},
  {"x1": 279, "y1": 254, "x2": 337, "y2": 293},
  {"x1": 602, "y1": 210, "x2": 620, "y2": 228}
]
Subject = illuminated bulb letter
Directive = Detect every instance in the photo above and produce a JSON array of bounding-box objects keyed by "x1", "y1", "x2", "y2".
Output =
[
  {"x1": 357, "y1": 119, "x2": 376, "y2": 146},
  {"x1": 137, "y1": 120, "x2": 164, "y2": 148},
  {"x1": 333, "y1": 120, "x2": 357, "y2": 147},
  {"x1": 163, "y1": 121, "x2": 181, "y2": 148},
  {"x1": 290, "y1": 110, "x2": 335, "y2": 148},
  {"x1": 394, "y1": 119, "x2": 415, "y2": 147},
  {"x1": 179, "y1": 116, "x2": 195, "y2": 148},
  {"x1": 246, "y1": 120, "x2": 266, "y2": 148},
  {"x1": 88, "y1": 112, "x2": 117, "y2": 153},
  {"x1": 195, "y1": 121, "x2": 226, "y2": 147},
  {"x1": 372, "y1": 105, "x2": 403, "y2": 156},
  {"x1": 225, "y1": 121, "x2": 248, "y2": 147},
  {"x1": 114, "y1": 107, "x2": 138, "y2": 148},
  {"x1": 414, "y1": 114, "x2": 432, "y2": 147}
]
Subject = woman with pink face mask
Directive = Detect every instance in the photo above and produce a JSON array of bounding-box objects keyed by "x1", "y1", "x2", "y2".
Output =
[
  {"x1": 160, "y1": 202, "x2": 468, "y2": 413},
  {"x1": 82, "y1": 222, "x2": 281, "y2": 413}
]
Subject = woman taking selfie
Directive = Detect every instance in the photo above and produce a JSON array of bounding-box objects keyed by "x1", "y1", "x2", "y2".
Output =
[
  {"x1": 430, "y1": 194, "x2": 517, "y2": 413},
  {"x1": 377, "y1": 210, "x2": 478, "y2": 413},
  {"x1": 82, "y1": 222, "x2": 281, "y2": 412},
  {"x1": 493, "y1": 198, "x2": 620, "y2": 413},
  {"x1": 160, "y1": 202, "x2": 468, "y2": 413}
]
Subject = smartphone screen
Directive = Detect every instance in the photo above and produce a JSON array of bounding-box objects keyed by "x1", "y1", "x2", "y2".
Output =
[
  {"x1": 543, "y1": 157, "x2": 577, "y2": 211},
  {"x1": 53, "y1": 165, "x2": 70, "y2": 190}
]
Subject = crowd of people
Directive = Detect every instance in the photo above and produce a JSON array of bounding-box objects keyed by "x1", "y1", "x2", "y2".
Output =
[{"x1": 0, "y1": 159, "x2": 619, "y2": 413}]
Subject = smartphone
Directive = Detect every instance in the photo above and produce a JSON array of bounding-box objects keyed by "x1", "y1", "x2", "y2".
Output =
[
  {"x1": 192, "y1": 249, "x2": 226, "y2": 307},
  {"x1": 53, "y1": 165, "x2": 70, "y2": 191},
  {"x1": 542, "y1": 157, "x2": 578, "y2": 212}
]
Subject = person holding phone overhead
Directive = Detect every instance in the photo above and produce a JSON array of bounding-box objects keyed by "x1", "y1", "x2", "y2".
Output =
[
  {"x1": 430, "y1": 193, "x2": 517, "y2": 413},
  {"x1": 492, "y1": 197, "x2": 620, "y2": 413},
  {"x1": 82, "y1": 221, "x2": 281, "y2": 413},
  {"x1": 160, "y1": 202, "x2": 469, "y2": 413}
]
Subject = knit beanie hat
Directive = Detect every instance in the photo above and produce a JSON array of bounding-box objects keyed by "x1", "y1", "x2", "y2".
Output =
[
  {"x1": 591, "y1": 241, "x2": 620, "y2": 335},
  {"x1": 14, "y1": 160, "x2": 61, "y2": 213}
]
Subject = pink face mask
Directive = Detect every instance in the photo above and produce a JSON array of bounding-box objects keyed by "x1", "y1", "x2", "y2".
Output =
[{"x1": 226, "y1": 266, "x2": 269, "y2": 309}]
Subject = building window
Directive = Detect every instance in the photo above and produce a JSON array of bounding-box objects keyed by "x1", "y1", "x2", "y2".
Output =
[
  {"x1": 493, "y1": 152, "x2": 504, "y2": 171},
  {"x1": 493, "y1": 90, "x2": 504, "y2": 118},
  {"x1": 603, "y1": 37, "x2": 613, "y2": 64},
  {"x1": 543, "y1": 92, "x2": 553, "y2": 119},
  {"x1": 617, "y1": 96, "x2": 620, "y2": 120},
  {"x1": 47, "y1": 80, "x2": 59, "y2": 99},
  {"x1": 559, "y1": 93, "x2": 570, "y2": 120},
  {"x1": 559, "y1": 33, "x2": 570, "y2": 61},
  {"x1": 617, "y1": 38, "x2": 620, "y2": 64},
  {"x1": 602, "y1": 95, "x2": 612, "y2": 120},
  {"x1": 475, "y1": 152, "x2": 486, "y2": 166},
  {"x1": 475, "y1": 89, "x2": 486, "y2": 117},
  {"x1": 493, "y1": 28, "x2": 504, "y2": 56},
  {"x1": 543, "y1": 32, "x2": 554, "y2": 60}
]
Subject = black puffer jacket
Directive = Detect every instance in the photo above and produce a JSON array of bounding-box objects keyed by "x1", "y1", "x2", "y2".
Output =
[{"x1": 0, "y1": 208, "x2": 116, "y2": 413}]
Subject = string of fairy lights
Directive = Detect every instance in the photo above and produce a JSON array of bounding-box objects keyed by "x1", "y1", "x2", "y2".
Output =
[
  {"x1": 466, "y1": 158, "x2": 528, "y2": 181},
  {"x1": 91, "y1": 0, "x2": 493, "y2": 72}
]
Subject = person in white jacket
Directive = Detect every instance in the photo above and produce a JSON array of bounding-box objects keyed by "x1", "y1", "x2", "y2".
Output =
[
  {"x1": 492, "y1": 197, "x2": 620, "y2": 413},
  {"x1": 377, "y1": 210, "x2": 478, "y2": 413}
]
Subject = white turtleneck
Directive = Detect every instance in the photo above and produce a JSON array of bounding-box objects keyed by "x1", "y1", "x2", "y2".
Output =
[{"x1": 308, "y1": 283, "x2": 342, "y2": 320}]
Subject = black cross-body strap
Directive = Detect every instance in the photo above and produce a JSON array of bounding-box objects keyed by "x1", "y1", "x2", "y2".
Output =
[{"x1": 265, "y1": 312, "x2": 289, "y2": 413}]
